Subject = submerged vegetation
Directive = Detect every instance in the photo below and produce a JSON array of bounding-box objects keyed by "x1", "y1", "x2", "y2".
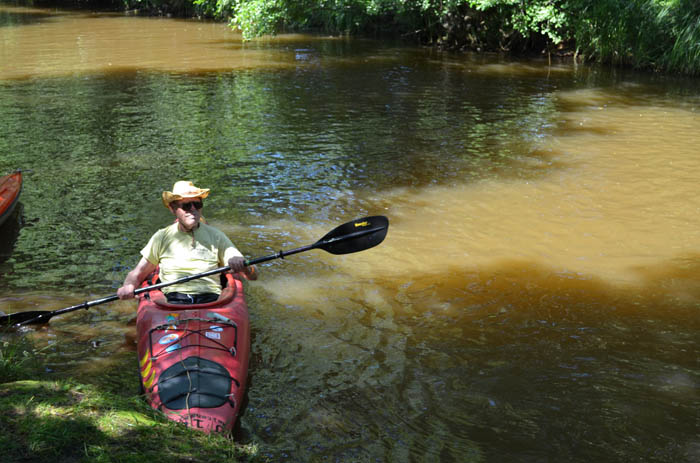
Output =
[{"x1": 109, "y1": 0, "x2": 700, "y2": 75}]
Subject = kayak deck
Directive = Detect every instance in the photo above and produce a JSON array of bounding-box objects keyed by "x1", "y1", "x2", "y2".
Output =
[{"x1": 136, "y1": 273, "x2": 250, "y2": 433}]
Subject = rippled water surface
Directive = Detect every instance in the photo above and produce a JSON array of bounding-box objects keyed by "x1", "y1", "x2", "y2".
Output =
[{"x1": 1, "y1": 4, "x2": 698, "y2": 462}]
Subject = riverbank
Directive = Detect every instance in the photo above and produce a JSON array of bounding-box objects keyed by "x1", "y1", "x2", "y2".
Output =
[
  {"x1": 0, "y1": 336, "x2": 261, "y2": 463},
  {"x1": 128, "y1": 0, "x2": 700, "y2": 76},
  {"x1": 10, "y1": 0, "x2": 700, "y2": 75}
]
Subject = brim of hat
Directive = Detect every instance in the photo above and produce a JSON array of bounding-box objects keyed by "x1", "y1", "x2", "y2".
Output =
[{"x1": 162, "y1": 189, "x2": 210, "y2": 208}]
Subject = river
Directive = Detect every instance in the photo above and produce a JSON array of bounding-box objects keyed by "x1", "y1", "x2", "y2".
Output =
[{"x1": 0, "y1": 3, "x2": 698, "y2": 462}]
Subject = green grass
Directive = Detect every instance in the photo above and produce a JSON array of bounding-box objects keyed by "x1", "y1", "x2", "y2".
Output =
[
  {"x1": 571, "y1": 0, "x2": 700, "y2": 74},
  {"x1": 1, "y1": 337, "x2": 46, "y2": 383},
  {"x1": 0, "y1": 337, "x2": 264, "y2": 463},
  {"x1": 662, "y1": 3, "x2": 700, "y2": 74}
]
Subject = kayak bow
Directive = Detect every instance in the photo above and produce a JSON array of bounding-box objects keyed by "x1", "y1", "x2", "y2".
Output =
[
  {"x1": 136, "y1": 272, "x2": 250, "y2": 433},
  {"x1": 0, "y1": 171, "x2": 22, "y2": 227}
]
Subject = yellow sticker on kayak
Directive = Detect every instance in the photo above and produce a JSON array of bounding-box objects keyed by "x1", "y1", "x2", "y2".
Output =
[
  {"x1": 354, "y1": 221, "x2": 369, "y2": 227},
  {"x1": 144, "y1": 369, "x2": 156, "y2": 389}
]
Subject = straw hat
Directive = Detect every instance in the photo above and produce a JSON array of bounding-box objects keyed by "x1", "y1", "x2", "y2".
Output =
[{"x1": 162, "y1": 181, "x2": 210, "y2": 208}]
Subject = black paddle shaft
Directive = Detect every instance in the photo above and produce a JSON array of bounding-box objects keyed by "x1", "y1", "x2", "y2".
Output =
[{"x1": 1, "y1": 216, "x2": 389, "y2": 327}]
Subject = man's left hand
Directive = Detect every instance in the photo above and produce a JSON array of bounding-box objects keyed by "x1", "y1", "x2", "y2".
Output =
[{"x1": 228, "y1": 256, "x2": 247, "y2": 273}]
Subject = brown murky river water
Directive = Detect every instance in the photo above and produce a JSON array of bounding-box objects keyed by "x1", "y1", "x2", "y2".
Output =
[{"x1": 0, "y1": 3, "x2": 698, "y2": 462}]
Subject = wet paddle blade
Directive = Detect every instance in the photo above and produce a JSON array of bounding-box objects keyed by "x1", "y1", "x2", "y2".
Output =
[
  {"x1": 316, "y1": 215, "x2": 389, "y2": 255},
  {"x1": 0, "y1": 310, "x2": 54, "y2": 327}
]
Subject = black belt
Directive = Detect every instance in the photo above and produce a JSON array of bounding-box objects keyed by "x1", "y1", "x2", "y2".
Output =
[{"x1": 165, "y1": 292, "x2": 219, "y2": 305}]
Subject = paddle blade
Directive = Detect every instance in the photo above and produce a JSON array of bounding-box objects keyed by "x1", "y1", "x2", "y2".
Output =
[
  {"x1": 0, "y1": 311, "x2": 53, "y2": 327},
  {"x1": 317, "y1": 215, "x2": 389, "y2": 255}
]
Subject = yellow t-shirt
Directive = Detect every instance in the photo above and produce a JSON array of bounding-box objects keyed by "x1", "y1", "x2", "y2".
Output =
[{"x1": 141, "y1": 222, "x2": 242, "y2": 295}]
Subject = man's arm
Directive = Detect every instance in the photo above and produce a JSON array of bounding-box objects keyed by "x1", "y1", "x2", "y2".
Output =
[{"x1": 117, "y1": 257, "x2": 157, "y2": 299}]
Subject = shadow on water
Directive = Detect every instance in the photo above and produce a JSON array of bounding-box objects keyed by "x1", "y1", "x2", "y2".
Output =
[
  {"x1": 0, "y1": 203, "x2": 23, "y2": 267},
  {"x1": 0, "y1": 5, "x2": 57, "y2": 27},
  {"x1": 355, "y1": 255, "x2": 700, "y2": 461},
  {"x1": 386, "y1": 254, "x2": 700, "y2": 325},
  {"x1": 553, "y1": 82, "x2": 700, "y2": 114}
]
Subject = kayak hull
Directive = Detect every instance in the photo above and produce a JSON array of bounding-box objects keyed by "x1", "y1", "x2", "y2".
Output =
[
  {"x1": 0, "y1": 171, "x2": 22, "y2": 227},
  {"x1": 136, "y1": 273, "x2": 250, "y2": 433}
]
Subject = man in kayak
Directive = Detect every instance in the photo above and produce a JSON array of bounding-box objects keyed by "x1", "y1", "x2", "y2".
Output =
[{"x1": 117, "y1": 180, "x2": 257, "y2": 304}]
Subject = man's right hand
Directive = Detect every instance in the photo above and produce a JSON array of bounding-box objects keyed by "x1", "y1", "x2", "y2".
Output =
[
  {"x1": 117, "y1": 257, "x2": 157, "y2": 300},
  {"x1": 117, "y1": 284, "x2": 136, "y2": 300}
]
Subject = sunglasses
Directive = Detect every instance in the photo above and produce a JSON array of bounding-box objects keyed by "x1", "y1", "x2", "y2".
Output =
[{"x1": 177, "y1": 200, "x2": 203, "y2": 212}]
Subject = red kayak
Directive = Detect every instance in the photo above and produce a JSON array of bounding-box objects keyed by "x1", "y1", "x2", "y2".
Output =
[
  {"x1": 136, "y1": 272, "x2": 250, "y2": 433},
  {"x1": 0, "y1": 171, "x2": 22, "y2": 227}
]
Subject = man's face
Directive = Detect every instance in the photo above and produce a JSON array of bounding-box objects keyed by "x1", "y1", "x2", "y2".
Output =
[{"x1": 172, "y1": 198, "x2": 203, "y2": 231}]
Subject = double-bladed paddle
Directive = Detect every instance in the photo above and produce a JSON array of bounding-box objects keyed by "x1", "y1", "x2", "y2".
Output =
[{"x1": 1, "y1": 215, "x2": 388, "y2": 327}]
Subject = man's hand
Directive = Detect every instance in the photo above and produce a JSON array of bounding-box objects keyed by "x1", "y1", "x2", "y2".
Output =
[
  {"x1": 117, "y1": 284, "x2": 136, "y2": 300},
  {"x1": 117, "y1": 257, "x2": 156, "y2": 300},
  {"x1": 228, "y1": 256, "x2": 257, "y2": 280},
  {"x1": 228, "y1": 256, "x2": 247, "y2": 273}
]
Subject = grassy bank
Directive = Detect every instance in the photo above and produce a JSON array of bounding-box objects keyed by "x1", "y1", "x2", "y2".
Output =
[{"x1": 0, "y1": 335, "x2": 261, "y2": 463}]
